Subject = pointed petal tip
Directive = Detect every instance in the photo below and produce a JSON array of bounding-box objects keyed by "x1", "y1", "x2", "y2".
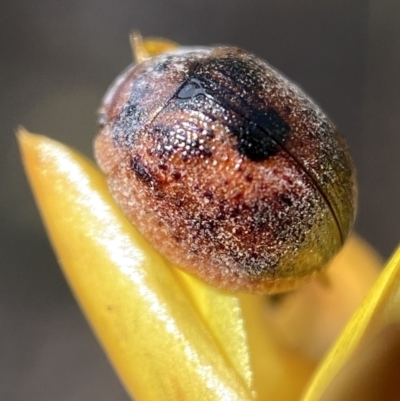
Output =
[
  {"x1": 17, "y1": 127, "x2": 50, "y2": 158},
  {"x1": 16, "y1": 126, "x2": 42, "y2": 143},
  {"x1": 16, "y1": 126, "x2": 31, "y2": 147}
]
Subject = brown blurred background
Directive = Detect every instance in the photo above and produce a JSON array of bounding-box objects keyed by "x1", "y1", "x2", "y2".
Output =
[{"x1": 1, "y1": 0, "x2": 399, "y2": 400}]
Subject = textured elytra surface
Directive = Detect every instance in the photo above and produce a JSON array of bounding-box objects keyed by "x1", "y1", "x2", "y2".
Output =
[{"x1": 95, "y1": 46, "x2": 356, "y2": 293}]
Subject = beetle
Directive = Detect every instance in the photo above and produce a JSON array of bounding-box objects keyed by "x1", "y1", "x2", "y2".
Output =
[{"x1": 94, "y1": 43, "x2": 357, "y2": 294}]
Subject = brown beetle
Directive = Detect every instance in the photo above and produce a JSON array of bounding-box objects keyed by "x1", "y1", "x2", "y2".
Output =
[{"x1": 94, "y1": 41, "x2": 357, "y2": 294}]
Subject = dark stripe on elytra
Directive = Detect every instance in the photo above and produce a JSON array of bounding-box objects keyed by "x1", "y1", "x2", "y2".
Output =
[
  {"x1": 192, "y1": 75, "x2": 291, "y2": 145},
  {"x1": 175, "y1": 85, "x2": 283, "y2": 161},
  {"x1": 175, "y1": 75, "x2": 290, "y2": 161}
]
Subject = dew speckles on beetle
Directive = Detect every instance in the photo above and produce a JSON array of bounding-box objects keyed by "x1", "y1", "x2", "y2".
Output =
[{"x1": 94, "y1": 44, "x2": 357, "y2": 294}]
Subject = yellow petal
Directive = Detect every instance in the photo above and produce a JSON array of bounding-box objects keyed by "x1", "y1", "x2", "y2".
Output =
[
  {"x1": 130, "y1": 32, "x2": 179, "y2": 63},
  {"x1": 174, "y1": 269, "x2": 253, "y2": 391},
  {"x1": 240, "y1": 293, "x2": 316, "y2": 401},
  {"x1": 239, "y1": 236, "x2": 382, "y2": 401},
  {"x1": 18, "y1": 129, "x2": 253, "y2": 401},
  {"x1": 302, "y1": 245, "x2": 400, "y2": 401},
  {"x1": 263, "y1": 234, "x2": 382, "y2": 360},
  {"x1": 20, "y1": 127, "x2": 387, "y2": 401},
  {"x1": 319, "y1": 322, "x2": 400, "y2": 401}
]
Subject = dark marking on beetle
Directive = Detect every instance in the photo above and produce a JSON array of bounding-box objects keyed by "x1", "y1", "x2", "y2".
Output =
[
  {"x1": 166, "y1": 58, "x2": 291, "y2": 162},
  {"x1": 153, "y1": 59, "x2": 171, "y2": 73},
  {"x1": 204, "y1": 189, "x2": 214, "y2": 200},
  {"x1": 190, "y1": 74, "x2": 291, "y2": 160},
  {"x1": 233, "y1": 119, "x2": 281, "y2": 161},
  {"x1": 245, "y1": 173, "x2": 253, "y2": 182},
  {"x1": 124, "y1": 104, "x2": 138, "y2": 117},
  {"x1": 172, "y1": 171, "x2": 182, "y2": 180},
  {"x1": 112, "y1": 101, "x2": 146, "y2": 147},
  {"x1": 279, "y1": 194, "x2": 293, "y2": 207},
  {"x1": 130, "y1": 155, "x2": 154, "y2": 185}
]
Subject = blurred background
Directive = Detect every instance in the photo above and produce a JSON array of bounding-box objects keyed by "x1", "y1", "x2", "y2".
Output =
[{"x1": 1, "y1": 0, "x2": 399, "y2": 400}]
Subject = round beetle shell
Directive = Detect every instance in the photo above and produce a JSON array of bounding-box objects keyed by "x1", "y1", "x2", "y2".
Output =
[{"x1": 94, "y1": 46, "x2": 357, "y2": 294}]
